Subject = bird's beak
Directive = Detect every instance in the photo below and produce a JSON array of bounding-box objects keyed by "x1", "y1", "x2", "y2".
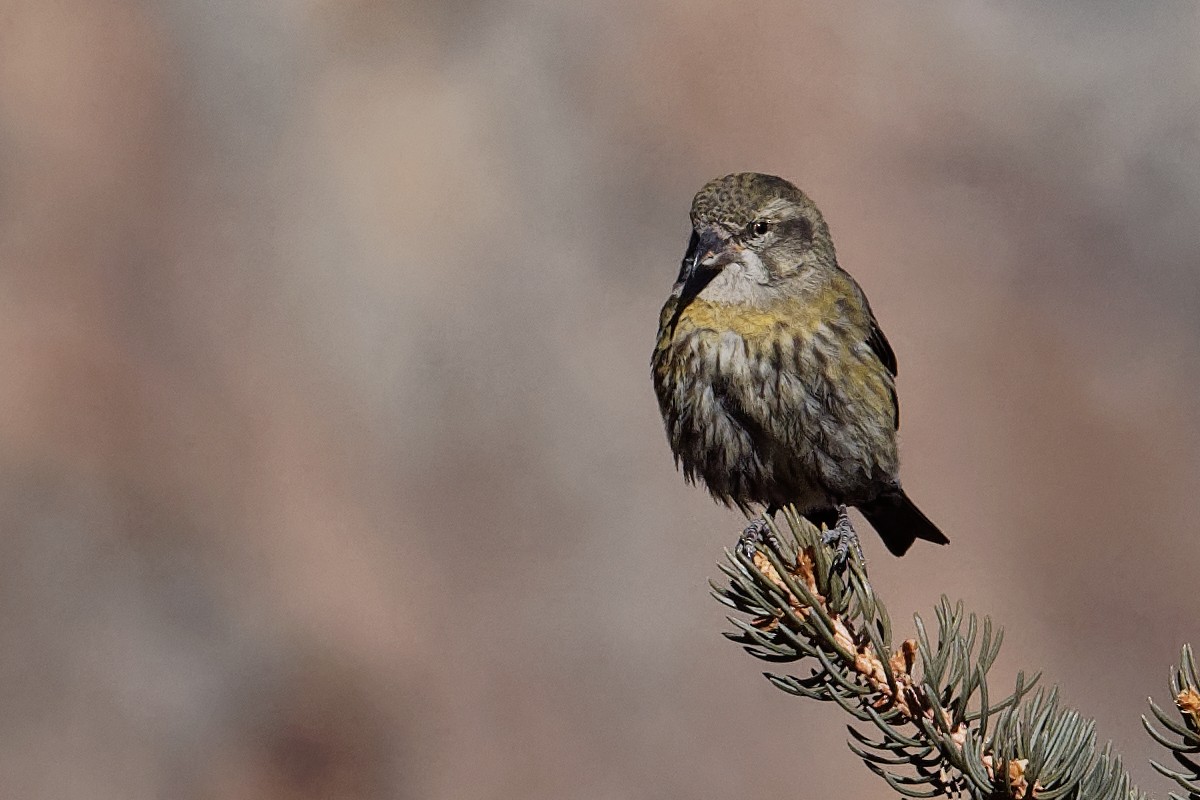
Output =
[
  {"x1": 694, "y1": 229, "x2": 735, "y2": 270},
  {"x1": 667, "y1": 228, "x2": 734, "y2": 335},
  {"x1": 676, "y1": 229, "x2": 732, "y2": 291}
]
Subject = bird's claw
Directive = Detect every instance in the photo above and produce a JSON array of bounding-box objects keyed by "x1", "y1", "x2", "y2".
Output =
[
  {"x1": 821, "y1": 506, "x2": 865, "y2": 570},
  {"x1": 737, "y1": 515, "x2": 779, "y2": 560}
]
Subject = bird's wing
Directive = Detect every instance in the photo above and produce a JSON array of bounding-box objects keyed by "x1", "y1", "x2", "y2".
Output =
[
  {"x1": 834, "y1": 266, "x2": 897, "y2": 379},
  {"x1": 850, "y1": 278, "x2": 899, "y2": 428},
  {"x1": 865, "y1": 318, "x2": 900, "y2": 429},
  {"x1": 866, "y1": 319, "x2": 896, "y2": 378}
]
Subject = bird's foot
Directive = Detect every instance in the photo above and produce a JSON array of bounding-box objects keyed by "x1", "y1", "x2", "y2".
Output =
[
  {"x1": 737, "y1": 515, "x2": 780, "y2": 561},
  {"x1": 820, "y1": 505, "x2": 865, "y2": 570}
]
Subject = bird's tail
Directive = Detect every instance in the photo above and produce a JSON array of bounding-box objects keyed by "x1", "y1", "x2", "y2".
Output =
[{"x1": 860, "y1": 489, "x2": 949, "y2": 557}]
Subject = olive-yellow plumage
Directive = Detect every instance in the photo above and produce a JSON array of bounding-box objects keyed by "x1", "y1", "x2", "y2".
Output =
[{"x1": 651, "y1": 173, "x2": 947, "y2": 556}]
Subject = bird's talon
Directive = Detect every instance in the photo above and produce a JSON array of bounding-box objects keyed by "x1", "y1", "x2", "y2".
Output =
[
  {"x1": 821, "y1": 506, "x2": 865, "y2": 571},
  {"x1": 737, "y1": 515, "x2": 779, "y2": 560},
  {"x1": 737, "y1": 534, "x2": 758, "y2": 562}
]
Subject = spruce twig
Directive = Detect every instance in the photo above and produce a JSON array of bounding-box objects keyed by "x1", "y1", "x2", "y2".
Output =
[
  {"x1": 1144, "y1": 645, "x2": 1200, "y2": 800},
  {"x1": 713, "y1": 509, "x2": 1148, "y2": 799}
]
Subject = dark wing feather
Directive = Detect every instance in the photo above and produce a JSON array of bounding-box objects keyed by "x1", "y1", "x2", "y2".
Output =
[
  {"x1": 867, "y1": 320, "x2": 896, "y2": 377},
  {"x1": 866, "y1": 318, "x2": 899, "y2": 429},
  {"x1": 837, "y1": 267, "x2": 900, "y2": 428}
]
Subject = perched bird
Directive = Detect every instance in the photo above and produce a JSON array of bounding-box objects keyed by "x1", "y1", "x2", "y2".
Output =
[{"x1": 651, "y1": 173, "x2": 948, "y2": 557}]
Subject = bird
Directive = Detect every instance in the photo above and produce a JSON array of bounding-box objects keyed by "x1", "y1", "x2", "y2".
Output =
[{"x1": 651, "y1": 172, "x2": 948, "y2": 558}]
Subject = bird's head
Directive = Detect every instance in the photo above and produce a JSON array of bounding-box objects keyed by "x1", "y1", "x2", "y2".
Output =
[{"x1": 673, "y1": 173, "x2": 835, "y2": 307}]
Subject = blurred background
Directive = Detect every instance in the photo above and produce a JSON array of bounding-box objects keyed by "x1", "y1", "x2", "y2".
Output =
[{"x1": 1, "y1": 1, "x2": 1199, "y2": 797}]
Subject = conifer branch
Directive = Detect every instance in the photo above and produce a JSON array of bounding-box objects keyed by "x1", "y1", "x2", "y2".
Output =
[
  {"x1": 713, "y1": 508, "x2": 1150, "y2": 799},
  {"x1": 1144, "y1": 645, "x2": 1200, "y2": 800}
]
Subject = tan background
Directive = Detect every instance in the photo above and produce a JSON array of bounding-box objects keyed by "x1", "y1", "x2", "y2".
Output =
[{"x1": 2, "y1": 1, "x2": 1199, "y2": 797}]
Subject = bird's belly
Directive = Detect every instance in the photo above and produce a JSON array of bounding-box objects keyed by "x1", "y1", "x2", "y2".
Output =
[
  {"x1": 674, "y1": 388, "x2": 831, "y2": 512},
  {"x1": 654, "y1": 325, "x2": 897, "y2": 511},
  {"x1": 655, "y1": 330, "x2": 830, "y2": 511}
]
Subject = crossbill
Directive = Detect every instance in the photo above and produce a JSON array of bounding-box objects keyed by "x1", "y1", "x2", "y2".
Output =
[{"x1": 651, "y1": 173, "x2": 948, "y2": 557}]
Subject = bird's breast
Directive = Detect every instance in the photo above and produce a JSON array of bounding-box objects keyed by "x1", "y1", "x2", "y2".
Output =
[{"x1": 670, "y1": 296, "x2": 826, "y2": 342}]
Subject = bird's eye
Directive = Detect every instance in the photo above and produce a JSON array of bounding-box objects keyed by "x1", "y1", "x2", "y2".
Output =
[{"x1": 750, "y1": 220, "x2": 770, "y2": 237}]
